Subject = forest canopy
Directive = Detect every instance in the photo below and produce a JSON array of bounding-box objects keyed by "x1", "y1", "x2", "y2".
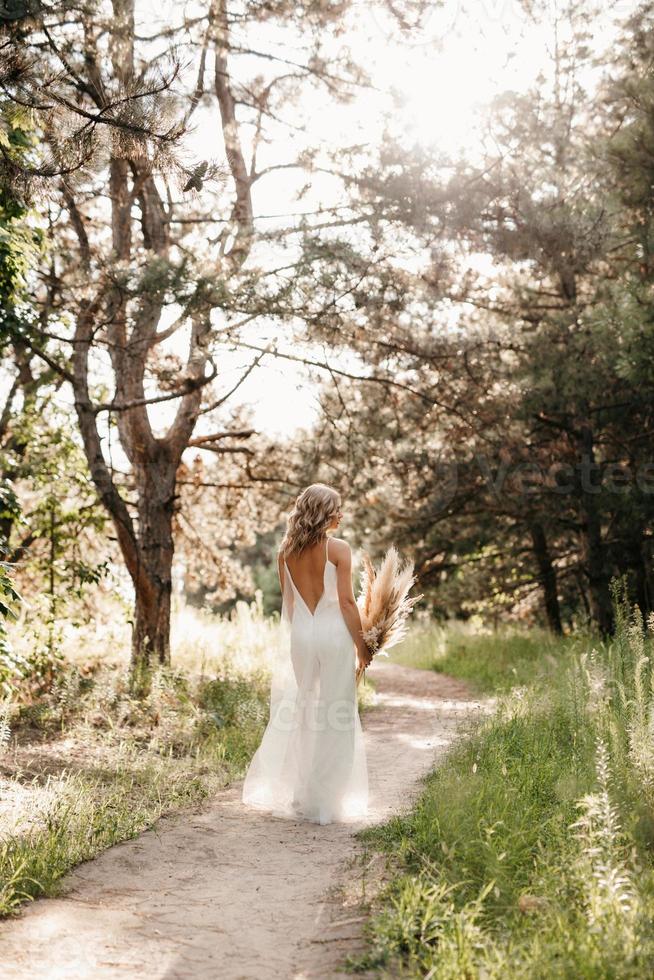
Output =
[{"x1": 1, "y1": 0, "x2": 653, "y2": 676}]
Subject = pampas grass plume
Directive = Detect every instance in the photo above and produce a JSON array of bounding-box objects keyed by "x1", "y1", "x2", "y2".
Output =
[{"x1": 356, "y1": 546, "x2": 422, "y2": 683}]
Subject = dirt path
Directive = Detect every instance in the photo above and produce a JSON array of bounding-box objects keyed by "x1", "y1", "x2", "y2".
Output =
[{"x1": 0, "y1": 661, "x2": 484, "y2": 979}]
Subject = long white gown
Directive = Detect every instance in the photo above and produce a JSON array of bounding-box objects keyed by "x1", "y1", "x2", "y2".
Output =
[{"x1": 242, "y1": 537, "x2": 368, "y2": 824}]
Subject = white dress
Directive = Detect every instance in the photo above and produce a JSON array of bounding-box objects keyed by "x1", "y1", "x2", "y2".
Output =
[{"x1": 242, "y1": 537, "x2": 368, "y2": 824}]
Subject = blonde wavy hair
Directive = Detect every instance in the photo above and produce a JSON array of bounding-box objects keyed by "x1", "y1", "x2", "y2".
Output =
[{"x1": 279, "y1": 483, "x2": 341, "y2": 557}]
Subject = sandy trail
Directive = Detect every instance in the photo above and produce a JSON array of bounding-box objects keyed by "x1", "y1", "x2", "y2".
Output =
[{"x1": 0, "y1": 661, "x2": 483, "y2": 979}]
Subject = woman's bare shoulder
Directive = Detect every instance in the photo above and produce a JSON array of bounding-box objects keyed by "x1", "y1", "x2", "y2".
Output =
[{"x1": 328, "y1": 536, "x2": 351, "y2": 563}]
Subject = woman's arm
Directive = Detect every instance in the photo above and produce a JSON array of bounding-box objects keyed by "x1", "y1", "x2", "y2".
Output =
[
  {"x1": 278, "y1": 552, "x2": 293, "y2": 618},
  {"x1": 334, "y1": 541, "x2": 372, "y2": 670}
]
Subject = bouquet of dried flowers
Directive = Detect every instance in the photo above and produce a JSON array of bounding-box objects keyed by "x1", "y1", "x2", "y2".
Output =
[{"x1": 355, "y1": 547, "x2": 422, "y2": 685}]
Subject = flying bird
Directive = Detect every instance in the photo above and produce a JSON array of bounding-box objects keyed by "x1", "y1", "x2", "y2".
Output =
[{"x1": 183, "y1": 160, "x2": 209, "y2": 193}]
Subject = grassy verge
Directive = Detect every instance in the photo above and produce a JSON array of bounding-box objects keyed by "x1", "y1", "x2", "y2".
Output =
[
  {"x1": 0, "y1": 757, "x2": 217, "y2": 916},
  {"x1": 355, "y1": 601, "x2": 654, "y2": 977},
  {"x1": 390, "y1": 620, "x2": 582, "y2": 693},
  {"x1": 0, "y1": 598, "x2": 275, "y2": 917}
]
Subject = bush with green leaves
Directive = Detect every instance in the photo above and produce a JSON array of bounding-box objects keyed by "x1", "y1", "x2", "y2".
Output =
[{"x1": 0, "y1": 559, "x2": 24, "y2": 698}]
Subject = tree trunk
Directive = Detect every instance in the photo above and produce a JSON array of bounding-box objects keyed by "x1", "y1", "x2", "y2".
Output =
[
  {"x1": 636, "y1": 537, "x2": 654, "y2": 617},
  {"x1": 131, "y1": 455, "x2": 176, "y2": 670},
  {"x1": 528, "y1": 521, "x2": 563, "y2": 634},
  {"x1": 132, "y1": 564, "x2": 172, "y2": 668},
  {"x1": 64, "y1": 0, "x2": 254, "y2": 684},
  {"x1": 576, "y1": 570, "x2": 591, "y2": 622},
  {"x1": 623, "y1": 533, "x2": 654, "y2": 620},
  {"x1": 577, "y1": 424, "x2": 613, "y2": 635}
]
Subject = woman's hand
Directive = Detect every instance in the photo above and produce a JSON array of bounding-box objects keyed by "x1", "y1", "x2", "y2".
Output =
[{"x1": 356, "y1": 641, "x2": 373, "y2": 671}]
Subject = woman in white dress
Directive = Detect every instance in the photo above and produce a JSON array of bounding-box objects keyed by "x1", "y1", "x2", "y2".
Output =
[{"x1": 242, "y1": 483, "x2": 372, "y2": 825}]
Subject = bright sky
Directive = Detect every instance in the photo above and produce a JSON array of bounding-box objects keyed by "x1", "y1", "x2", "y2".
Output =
[{"x1": 82, "y1": 0, "x2": 638, "y2": 445}]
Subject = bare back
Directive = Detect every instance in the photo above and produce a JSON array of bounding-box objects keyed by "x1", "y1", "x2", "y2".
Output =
[
  {"x1": 280, "y1": 536, "x2": 358, "y2": 618},
  {"x1": 283, "y1": 537, "x2": 331, "y2": 615}
]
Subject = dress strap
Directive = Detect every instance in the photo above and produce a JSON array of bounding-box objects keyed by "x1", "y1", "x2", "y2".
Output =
[{"x1": 325, "y1": 534, "x2": 329, "y2": 564}]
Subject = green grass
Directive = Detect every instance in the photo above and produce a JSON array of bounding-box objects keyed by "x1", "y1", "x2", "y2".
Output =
[
  {"x1": 391, "y1": 621, "x2": 582, "y2": 693},
  {"x1": 355, "y1": 600, "x2": 654, "y2": 977},
  {"x1": 0, "y1": 757, "x2": 216, "y2": 916},
  {"x1": 0, "y1": 600, "x2": 276, "y2": 917},
  {"x1": 0, "y1": 663, "x2": 270, "y2": 916}
]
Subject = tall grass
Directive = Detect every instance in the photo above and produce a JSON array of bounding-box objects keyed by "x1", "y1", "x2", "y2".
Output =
[
  {"x1": 356, "y1": 600, "x2": 654, "y2": 977},
  {"x1": 0, "y1": 759, "x2": 215, "y2": 917},
  {"x1": 0, "y1": 595, "x2": 280, "y2": 917},
  {"x1": 391, "y1": 619, "x2": 582, "y2": 692}
]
